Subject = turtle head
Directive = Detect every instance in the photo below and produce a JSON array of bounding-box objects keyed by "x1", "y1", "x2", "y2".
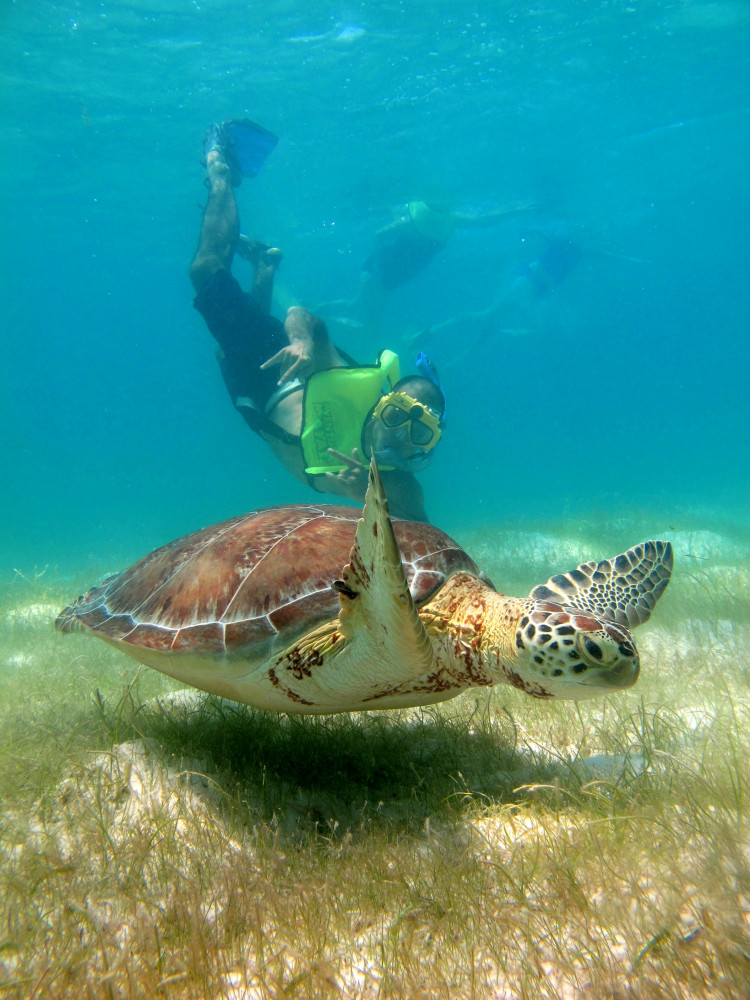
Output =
[{"x1": 509, "y1": 601, "x2": 639, "y2": 700}]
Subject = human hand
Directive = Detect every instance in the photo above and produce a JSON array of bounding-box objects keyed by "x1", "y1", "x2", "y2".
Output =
[
  {"x1": 260, "y1": 340, "x2": 312, "y2": 385},
  {"x1": 323, "y1": 448, "x2": 368, "y2": 501}
]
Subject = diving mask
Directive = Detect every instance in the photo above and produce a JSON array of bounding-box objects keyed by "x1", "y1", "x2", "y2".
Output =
[{"x1": 372, "y1": 391, "x2": 442, "y2": 451}]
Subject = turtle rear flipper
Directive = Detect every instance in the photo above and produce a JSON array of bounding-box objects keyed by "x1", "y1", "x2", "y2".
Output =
[{"x1": 529, "y1": 540, "x2": 673, "y2": 630}]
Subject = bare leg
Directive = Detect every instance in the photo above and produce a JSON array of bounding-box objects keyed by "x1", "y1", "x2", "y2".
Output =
[
  {"x1": 236, "y1": 236, "x2": 284, "y2": 313},
  {"x1": 189, "y1": 150, "x2": 239, "y2": 294},
  {"x1": 315, "y1": 270, "x2": 389, "y2": 337}
]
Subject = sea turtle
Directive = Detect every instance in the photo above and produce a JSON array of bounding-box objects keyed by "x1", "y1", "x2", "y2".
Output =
[{"x1": 56, "y1": 462, "x2": 673, "y2": 713}]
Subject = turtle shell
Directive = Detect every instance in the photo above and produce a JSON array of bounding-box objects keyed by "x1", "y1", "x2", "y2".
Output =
[{"x1": 56, "y1": 504, "x2": 482, "y2": 659}]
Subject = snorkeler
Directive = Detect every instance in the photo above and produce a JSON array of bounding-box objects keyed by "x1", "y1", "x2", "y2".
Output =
[
  {"x1": 189, "y1": 119, "x2": 446, "y2": 523},
  {"x1": 407, "y1": 229, "x2": 583, "y2": 350},
  {"x1": 316, "y1": 199, "x2": 534, "y2": 334}
]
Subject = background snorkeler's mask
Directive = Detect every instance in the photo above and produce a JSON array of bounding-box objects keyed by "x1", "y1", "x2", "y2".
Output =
[{"x1": 372, "y1": 391, "x2": 442, "y2": 451}]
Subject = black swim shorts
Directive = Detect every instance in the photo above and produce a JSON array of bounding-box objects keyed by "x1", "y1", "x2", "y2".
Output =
[
  {"x1": 364, "y1": 231, "x2": 443, "y2": 290},
  {"x1": 193, "y1": 267, "x2": 288, "y2": 413}
]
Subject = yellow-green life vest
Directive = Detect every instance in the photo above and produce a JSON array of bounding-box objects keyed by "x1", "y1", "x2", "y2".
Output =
[
  {"x1": 301, "y1": 350, "x2": 400, "y2": 474},
  {"x1": 408, "y1": 201, "x2": 455, "y2": 243}
]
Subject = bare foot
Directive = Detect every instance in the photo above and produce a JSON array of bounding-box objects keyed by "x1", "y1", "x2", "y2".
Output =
[{"x1": 236, "y1": 235, "x2": 283, "y2": 269}]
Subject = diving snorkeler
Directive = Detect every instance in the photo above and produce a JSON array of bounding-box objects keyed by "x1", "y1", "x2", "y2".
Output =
[
  {"x1": 316, "y1": 198, "x2": 534, "y2": 333},
  {"x1": 406, "y1": 229, "x2": 583, "y2": 350},
  {"x1": 189, "y1": 119, "x2": 446, "y2": 523}
]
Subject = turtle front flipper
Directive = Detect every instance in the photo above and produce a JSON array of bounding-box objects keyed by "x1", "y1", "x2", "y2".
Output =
[
  {"x1": 334, "y1": 459, "x2": 436, "y2": 690},
  {"x1": 529, "y1": 540, "x2": 673, "y2": 629},
  {"x1": 266, "y1": 460, "x2": 438, "y2": 712}
]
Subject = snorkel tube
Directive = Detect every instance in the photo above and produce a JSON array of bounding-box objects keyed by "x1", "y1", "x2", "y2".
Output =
[{"x1": 415, "y1": 352, "x2": 447, "y2": 425}]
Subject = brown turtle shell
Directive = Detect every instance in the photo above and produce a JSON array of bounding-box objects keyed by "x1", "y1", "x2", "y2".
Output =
[{"x1": 56, "y1": 504, "x2": 483, "y2": 658}]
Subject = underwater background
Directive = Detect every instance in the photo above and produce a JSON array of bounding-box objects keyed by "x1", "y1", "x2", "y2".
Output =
[
  {"x1": 2, "y1": 5, "x2": 750, "y2": 994},
  {"x1": 1, "y1": 0, "x2": 749, "y2": 575}
]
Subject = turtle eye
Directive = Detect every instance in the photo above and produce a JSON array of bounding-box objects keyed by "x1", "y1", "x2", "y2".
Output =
[
  {"x1": 583, "y1": 637, "x2": 603, "y2": 661},
  {"x1": 575, "y1": 632, "x2": 620, "y2": 668}
]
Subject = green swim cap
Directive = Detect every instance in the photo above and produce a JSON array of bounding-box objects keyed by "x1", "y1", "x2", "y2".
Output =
[{"x1": 408, "y1": 201, "x2": 455, "y2": 243}]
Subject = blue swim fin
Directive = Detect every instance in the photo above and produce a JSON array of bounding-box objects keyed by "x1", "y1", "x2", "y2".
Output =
[{"x1": 223, "y1": 119, "x2": 278, "y2": 178}]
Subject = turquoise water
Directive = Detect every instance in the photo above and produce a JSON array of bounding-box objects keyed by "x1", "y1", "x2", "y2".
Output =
[{"x1": 2, "y1": 0, "x2": 749, "y2": 575}]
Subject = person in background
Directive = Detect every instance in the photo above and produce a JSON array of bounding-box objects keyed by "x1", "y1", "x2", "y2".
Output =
[
  {"x1": 408, "y1": 229, "x2": 582, "y2": 350},
  {"x1": 317, "y1": 198, "x2": 533, "y2": 333},
  {"x1": 189, "y1": 119, "x2": 446, "y2": 523}
]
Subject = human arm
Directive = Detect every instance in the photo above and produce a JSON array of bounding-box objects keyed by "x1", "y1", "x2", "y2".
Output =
[
  {"x1": 379, "y1": 470, "x2": 428, "y2": 522},
  {"x1": 320, "y1": 449, "x2": 370, "y2": 504},
  {"x1": 452, "y1": 200, "x2": 536, "y2": 228},
  {"x1": 318, "y1": 449, "x2": 428, "y2": 522}
]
